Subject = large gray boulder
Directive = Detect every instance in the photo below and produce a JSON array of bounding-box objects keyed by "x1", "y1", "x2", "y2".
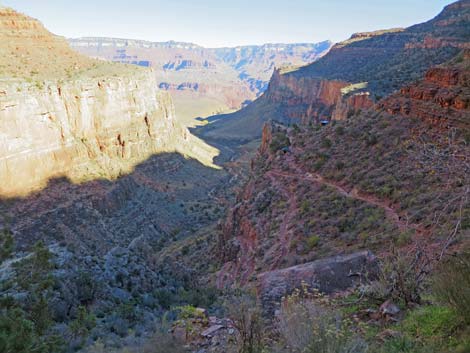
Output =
[{"x1": 257, "y1": 251, "x2": 377, "y2": 314}]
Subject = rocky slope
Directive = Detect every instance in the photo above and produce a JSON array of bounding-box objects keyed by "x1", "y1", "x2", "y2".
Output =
[
  {"x1": 0, "y1": 7, "x2": 94, "y2": 80},
  {"x1": 0, "y1": 8, "x2": 218, "y2": 197},
  {"x1": 68, "y1": 38, "x2": 332, "y2": 124},
  {"x1": 216, "y1": 50, "x2": 470, "y2": 288},
  {"x1": 201, "y1": 0, "x2": 470, "y2": 141}
]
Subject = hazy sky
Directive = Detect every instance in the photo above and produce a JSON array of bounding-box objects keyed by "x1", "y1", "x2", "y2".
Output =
[{"x1": 2, "y1": 0, "x2": 456, "y2": 47}]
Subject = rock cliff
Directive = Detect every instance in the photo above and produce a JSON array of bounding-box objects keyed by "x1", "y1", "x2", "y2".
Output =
[
  {"x1": 0, "y1": 73, "x2": 218, "y2": 197},
  {"x1": 379, "y1": 50, "x2": 470, "y2": 129},
  {"x1": 264, "y1": 68, "x2": 373, "y2": 123}
]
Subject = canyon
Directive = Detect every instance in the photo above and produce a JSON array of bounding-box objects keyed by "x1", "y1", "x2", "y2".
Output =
[
  {"x1": 201, "y1": 0, "x2": 469, "y2": 142},
  {"x1": 69, "y1": 38, "x2": 332, "y2": 126},
  {"x1": 0, "y1": 7, "x2": 218, "y2": 197},
  {"x1": 218, "y1": 55, "x2": 469, "y2": 287},
  {"x1": 0, "y1": 2, "x2": 469, "y2": 353}
]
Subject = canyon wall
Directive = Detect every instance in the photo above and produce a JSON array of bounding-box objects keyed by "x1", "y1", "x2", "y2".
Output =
[
  {"x1": 0, "y1": 7, "x2": 219, "y2": 198},
  {"x1": 0, "y1": 71, "x2": 218, "y2": 197},
  {"x1": 264, "y1": 68, "x2": 373, "y2": 124}
]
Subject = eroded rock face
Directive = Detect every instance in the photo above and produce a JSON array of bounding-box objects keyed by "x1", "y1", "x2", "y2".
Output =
[
  {"x1": 0, "y1": 8, "x2": 218, "y2": 197},
  {"x1": 257, "y1": 251, "x2": 378, "y2": 313},
  {"x1": 0, "y1": 73, "x2": 218, "y2": 196},
  {"x1": 264, "y1": 69, "x2": 374, "y2": 124},
  {"x1": 379, "y1": 52, "x2": 470, "y2": 129}
]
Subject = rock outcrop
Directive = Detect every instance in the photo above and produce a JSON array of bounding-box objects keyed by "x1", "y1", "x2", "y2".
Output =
[
  {"x1": 264, "y1": 68, "x2": 374, "y2": 123},
  {"x1": 380, "y1": 51, "x2": 470, "y2": 129},
  {"x1": 257, "y1": 251, "x2": 378, "y2": 313}
]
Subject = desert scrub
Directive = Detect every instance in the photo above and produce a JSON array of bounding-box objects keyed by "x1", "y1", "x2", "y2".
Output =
[
  {"x1": 366, "y1": 247, "x2": 430, "y2": 305},
  {"x1": 305, "y1": 235, "x2": 320, "y2": 251},
  {"x1": 0, "y1": 242, "x2": 63, "y2": 353},
  {"x1": 275, "y1": 286, "x2": 368, "y2": 353},
  {"x1": 270, "y1": 131, "x2": 291, "y2": 153},
  {"x1": 0, "y1": 227, "x2": 14, "y2": 262}
]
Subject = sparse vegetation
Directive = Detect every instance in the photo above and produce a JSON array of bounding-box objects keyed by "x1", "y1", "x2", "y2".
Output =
[
  {"x1": 270, "y1": 130, "x2": 291, "y2": 153},
  {"x1": 275, "y1": 287, "x2": 368, "y2": 353}
]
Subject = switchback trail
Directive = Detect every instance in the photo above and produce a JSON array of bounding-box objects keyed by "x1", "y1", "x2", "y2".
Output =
[{"x1": 267, "y1": 169, "x2": 427, "y2": 236}]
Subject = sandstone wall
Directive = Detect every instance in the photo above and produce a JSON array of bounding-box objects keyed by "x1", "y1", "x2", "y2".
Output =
[
  {"x1": 265, "y1": 69, "x2": 374, "y2": 123},
  {"x1": 0, "y1": 71, "x2": 218, "y2": 197}
]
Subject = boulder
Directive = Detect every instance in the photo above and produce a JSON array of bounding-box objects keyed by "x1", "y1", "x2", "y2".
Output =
[{"x1": 257, "y1": 250, "x2": 378, "y2": 314}]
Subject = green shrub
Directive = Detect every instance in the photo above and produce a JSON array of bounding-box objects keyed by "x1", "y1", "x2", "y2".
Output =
[
  {"x1": 117, "y1": 300, "x2": 140, "y2": 322},
  {"x1": 433, "y1": 250, "x2": 470, "y2": 324},
  {"x1": 0, "y1": 307, "x2": 63, "y2": 353},
  {"x1": 155, "y1": 289, "x2": 174, "y2": 309},
  {"x1": 178, "y1": 286, "x2": 219, "y2": 308},
  {"x1": 335, "y1": 126, "x2": 345, "y2": 136},
  {"x1": 270, "y1": 132, "x2": 291, "y2": 153},
  {"x1": 335, "y1": 161, "x2": 345, "y2": 170},
  {"x1": 69, "y1": 306, "x2": 96, "y2": 339},
  {"x1": 396, "y1": 231, "x2": 413, "y2": 246},
  {"x1": 402, "y1": 305, "x2": 459, "y2": 340},
  {"x1": 306, "y1": 235, "x2": 320, "y2": 250},
  {"x1": 322, "y1": 137, "x2": 332, "y2": 148},
  {"x1": 300, "y1": 200, "x2": 310, "y2": 214}
]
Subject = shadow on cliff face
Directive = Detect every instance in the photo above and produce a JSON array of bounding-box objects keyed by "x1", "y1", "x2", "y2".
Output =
[{"x1": 0, "y1": 151, "x2": 237, "y2": 253}]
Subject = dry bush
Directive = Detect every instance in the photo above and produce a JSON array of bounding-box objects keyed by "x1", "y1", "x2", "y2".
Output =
[
  {"x1": 275, "y1": 286, "x2": 367, "y2": 353},
  {"x1": 226, "y1": 293, "x2": 265, "y2": 353},
  {"x1": 365, "y1": 247, "x2": 431, "y2": 305}
]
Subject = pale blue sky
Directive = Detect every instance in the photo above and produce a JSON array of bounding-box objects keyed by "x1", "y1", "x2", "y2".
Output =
[{"x1": 3, "y1": 0, "x2": 456, "y2": 47}]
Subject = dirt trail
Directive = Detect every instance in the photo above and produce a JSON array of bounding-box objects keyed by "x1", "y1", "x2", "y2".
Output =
[{"x1": 267, "y1": 167, "x2": 427, "y2": 236}]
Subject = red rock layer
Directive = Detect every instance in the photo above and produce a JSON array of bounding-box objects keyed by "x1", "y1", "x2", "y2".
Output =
[
  {"x1": 380, "y1": 52, "x2": 470, "y2": 129},
  {"x1": 265, "y1": 69, "x2": 374, "y2": 123}
]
